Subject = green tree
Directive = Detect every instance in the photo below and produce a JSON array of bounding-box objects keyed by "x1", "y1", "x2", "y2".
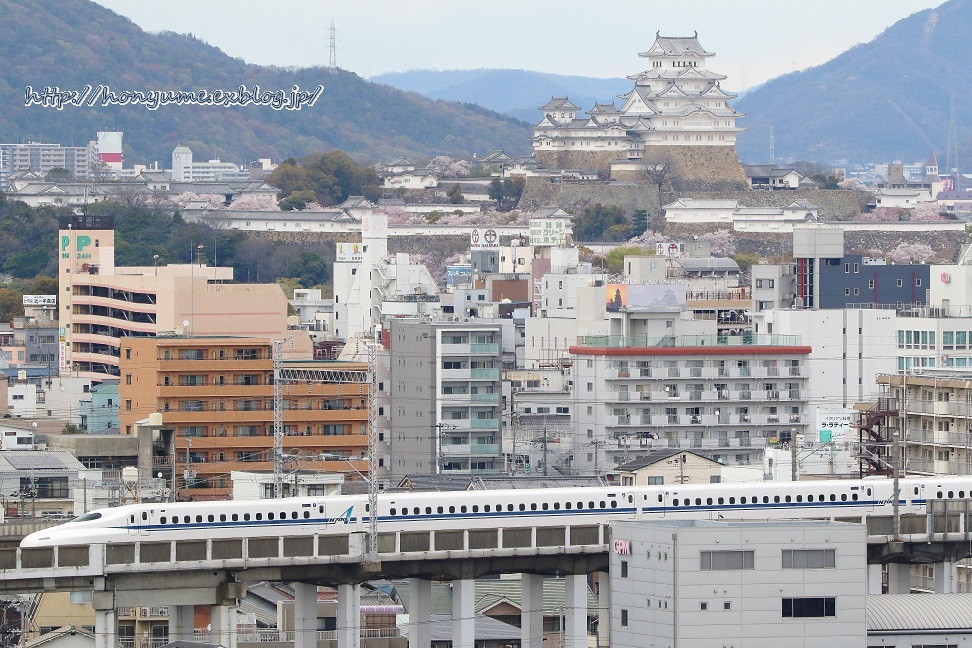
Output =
[
  {"x1": 446, "y1": 183, "x2": 464, "y2": 204},
  {"x1": 0, "y1": 288, "x2": 24, "y2": 322},
  {"x1": 279, "y1": 189, "x2": 317, "y2": 211},
  {"x1": 632, "y1": 209, "x2": 649, "y2": 235},
  {"x1": 265, "y1": 162, "x2": 311, "y2": 199},
  {"x1": 44, "y1": 167, "x2": 74, "y2": 183},
  {"x1": 573, "y1": 204, "x2": 631, "y2": 242},
  {"x1": 604, "y1": 245, "x2": 648, "y2": 273},
  {"x1": 731, "y1": 252, "x2": 761, "y2": 274},
  {"x1": 487, "y1": 178, "x2": 504, "y2": 203}
]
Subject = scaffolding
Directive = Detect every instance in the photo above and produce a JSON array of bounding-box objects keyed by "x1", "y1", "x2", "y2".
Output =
[{"x1": 854, "y1": 390, "x2": 898, "y2": 478}]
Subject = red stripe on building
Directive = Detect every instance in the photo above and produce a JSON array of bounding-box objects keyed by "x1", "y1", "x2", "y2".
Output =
[
  {"x1": 99, "y1": 152, "x2": 123, "y2": 163},
  {"x1": 568, "y1": 346, "x2": 812, "y2": 356}
]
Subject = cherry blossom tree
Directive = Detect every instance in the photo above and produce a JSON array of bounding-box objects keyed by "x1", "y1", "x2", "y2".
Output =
[
  {"x1": 229, "y1": 195, "x2": 280, "y2": 211},
  {"x1": 699, "y1": 229, "x2": 737, "y2": 257},
  {"x1": 887, "y1": 242, "x2": 935, "y2": 264}
]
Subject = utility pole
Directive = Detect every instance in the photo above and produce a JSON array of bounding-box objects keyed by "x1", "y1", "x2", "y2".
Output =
[
  {"x1": 183, "y1": 437, "x2": 192, "y2": 500},
  {"x1": 790, "y1": 428, "x2": 799, "y2": 482},
  {"x1": 272, "y1": 341, "x2": 284, "y2": 499},
  {"x1": 367, "y1": 338, "x2": 379, "y2": 562}
]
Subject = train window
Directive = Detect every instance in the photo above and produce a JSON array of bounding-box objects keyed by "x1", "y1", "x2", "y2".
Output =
[
  {"x1": 208, "y1": 515, "x2": 214, "y2": 522},
  {"x1": 183, "y1": 516, "x2": 190, "y2": 523},
  {"x1": 600, "y1": 501, "x2": 606, "y2": 508},
  {"x1": 269, "y1": 513, "x2": 275, "y2": 520},
  {"x1": 130, "y1": 515, "x2": 135, "y2": 524},
  {"x1": 591, "y1": 501, "x2": 597, "y2": 508},
  {"x1": 449, "y1": 506, "x2": 456, "y2": 513},
  {"x1": 577, "y1": 502, "x2": 584, "y2": 509},
  {"x1": 949, "y1": 491, "x2": 955, "y2": 498},
  {"x1": 796, "y1": 496, "x2": 802, "y2": 503},
  {"x1": 256, "y1": 513, "x2": 263, "y2": 520},
  {"x1": 867, "y1": 488, "x2": 872, "y2": 496},
  {"x1": 807, "y1": 495, "x2": 814, "y2": 502},
  {"x1": 401, "y1": 509, "x2": 408, "y2": 516},
  {"x1": 565, "y1": 502, "x2": 572, "y2": 510},
  {"x1": 829, "y1": 494, "x2": 836, "y2": 502},
  {"x1": 142, "y1": 512, "x2": 148, "y2": 521},
  {"x1": 303, "y1": 511, "x2": 310, "y2": 519},
  {"x1": 484, "y1": 505, "x2": 490, "y2": 513},
  {"x1": 194, "y1": 515, "x2": 201, "y2": 523},
  {"x1": 508, "y1": 504, "x2": 515, "y2": 511},
  {"x1": 695, "y1": 498, "x2": 701, "y2": 506},
  {"x1": 961, "y1": 491, "x2": 965, "y2": 499},
  {"x1": 233, "y1": 514, "x2": 239, "y2": 521},
  {"x1": 472, "y1": 505, "x2": 479, "y2": 513},
  {"x1": 718, "y1": 498, "x2": 724, "y2": 505},
  {"x1": 611, "y1": 500, "x2": 617, "y2": 507},
  {"x1": 628, "y1": 495, "x2": 633, "y2": 503},
  {"x1": 460, "y1": 505, "x2": 467, "y2": 513},
  {"x1": 542, "y1": 503, "x2": 549, "y2": 511},
  {"x1": 729, "y1": 497, "x2": 735, "y2": 504},
  {"x1": 292, "y1": 512, "x2": 298, "y2": 519},
  {"x1": 840, "y1": 494, "x2": 847, "y2": 502},
  {"x1": 740, "y1": 497, "x2": 746, "y2": 504},
  {"x1": 280, "y1": 512, "x2": 286, "y2": 519},
  {"x1": 672, "y1": 499, "x2": 680, "y2": 507},
  {"x1": 556, "y1": 503, "x2": 562, "y2": 510},
  {"x1": 763, "y1": 496, "x2": 769, "y2": 503},
  {"x1": 851, "y1": 494, "x2": 858, "y2": 501},
  {"x1": 160, "y1": 516, "x2": 167, "y2": 524},
  {"x1": 785, "y1": 496, "x2": 791, "y2": 503},
  {"x1": 657, "y1": 495, "x2": 662, "y2": 503},
  {"x1": 390, "y1": 508, "x2": 397, "y2": 516},
  {"x1": 427, "y1": 507, "x2": 434, "y2": 514},
  {"x1": 707, "y1": 498, "x2": 713, "y2": 505},
  {"x1": 519, "y1": 504, "x2": 526, "y2": 511},
  {"x1": 172, "y1": 518, "x2": 179, "y2": 525},
  {"x1": 531, "y1": 503, "x2": 538, "y2": 511},
  {"x1": 413, "y1": 507, "x2": 420, "y2": 515},
  {"x1": 438, "y1": 506, "x2": 444, "y2": 514},
  {"x1": 937, "y1": 491, "x2": 943, "y2": 499}
]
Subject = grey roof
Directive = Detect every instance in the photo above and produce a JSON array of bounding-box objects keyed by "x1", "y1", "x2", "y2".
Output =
[
  {"x1": 587, "y1": 103, "x2": 620, "y2": 115},
  {"x1": 0, "y1": 451, "x2": 85, "y2": 474},
  {"x1": 337, "y1": 195, "x2": 375, "y2": 208},
  {"x1": 169, "y1": 181, "x2": 277, "y2": 195},
  {"x1": 469, "y1": 475, "x2": 611, "y2": 490},
  {"x1": 640, "y1": 32, "x2": 715, "y2": 57},
  {"x1": 680, "y1": 257, "x2": 740, "y2": 272},
  {"x1": 618, "y1": 449, "x2": 717, "y2": 471},
  {"x1": 787, "y1": 199, "x2": 819, "y2": 210},
  {"x1": 538, "y1": 97, "x2": 581, "y2": 111},
  {"x1": 743, "y1": 164, "x2": 797, "y2": 178},
  {"x1": 419, "y1": 614, "x2": 521, "y2": 642},
  {"x1": 402, "y1": 577, "x2": 600, "y2": 617},
  {"x1": 734, "y1": 208, "x2": 785, "y2": 216},
  {"x1": 866, "y1": 594, "x2": 972, "y2": 631}
]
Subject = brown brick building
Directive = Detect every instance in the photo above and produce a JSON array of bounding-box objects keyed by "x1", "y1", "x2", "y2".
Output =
[{"x1": 119, "y1": 336, "x2": 369, "y2": 499}]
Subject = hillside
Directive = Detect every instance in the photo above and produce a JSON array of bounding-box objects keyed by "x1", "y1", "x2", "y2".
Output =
[
  {"x1": 0, "y1": 0, "x2": 531, "y2": 165},
  {"x1": 735, "y1": 0, "x2": 972, "y2": 165},
  {"x1": 371, "y1": 69, "x2": 630, "y2": 123}
]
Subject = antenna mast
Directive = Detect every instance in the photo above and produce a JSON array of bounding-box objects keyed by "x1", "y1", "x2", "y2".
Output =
[
  {"x1": 329, "y1": 20, "x2": 337, "y2": 68},
  {"x1": 769, "y1": 125, "x2": 775, "y2": 165},
  {"x1": 272, "y1": 340, "x2": 284, "y2": 499},
  {"x1": 946, "y1": 91, "x2": 959, "y2": 174}
]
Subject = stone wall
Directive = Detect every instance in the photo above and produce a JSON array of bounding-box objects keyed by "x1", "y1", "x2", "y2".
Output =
[
  {"x1": 519, "y1": 179, "x2": 661, "y2": 216},
  {"x1": 536, "y1": 145, "x2": 748, "y2": 186},
  {"x1": 679, "y1": 188, "x2": 872, "y2": 221},
  {"x1": 534, "y1": 150, "x2": 621, "y2": 175}
]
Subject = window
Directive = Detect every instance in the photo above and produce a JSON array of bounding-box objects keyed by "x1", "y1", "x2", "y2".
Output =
[
  {"x1": 620, "y1": 561, "x2": 628, "y2": 578},
  {"x1": 781, "y1": 597, "x2": 836, "y2": 618},
  {"x1": 782, "y1": 549, "x2": 835, "y2": 568},
  {"x1": 700, "y1": 550, "x2": 754, "y2": 570},
  {"x1": 620, "y1": 609, "x2": 628, "y2": 626}
]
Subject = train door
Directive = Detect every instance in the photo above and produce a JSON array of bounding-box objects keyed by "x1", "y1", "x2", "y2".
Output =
[
  {"x1": 128, "y1": 510, "x2": 151, "y2": 536},
  {"x1": 913, "y1": 483, "x2": 926, "y2": 512}
]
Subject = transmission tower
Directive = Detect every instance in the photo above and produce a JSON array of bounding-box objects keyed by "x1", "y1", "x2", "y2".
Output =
[
  {"x1": 328, "y1": 20, "x2": 337, "y2": 68},
  {"x1": 272, "y1": 340, "x2": 284, "y2": 499},
  {"x1": 946, "y1": 91, "x2": 959, "y2": 174},
  {"x1": 769, "y1": 126, "x2": 775, "y2": 165}
]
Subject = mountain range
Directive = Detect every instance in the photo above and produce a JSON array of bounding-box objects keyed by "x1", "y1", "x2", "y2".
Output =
[
  {"x1": 375, "y1": 0, "x2": 972, "y2": 166},
  {"x1": 0, "y1": 0, "x2": 531, "y2": 167}
]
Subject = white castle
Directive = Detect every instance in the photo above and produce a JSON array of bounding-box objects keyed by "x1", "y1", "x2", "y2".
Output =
[{"x1": 533, "y1": 32, "x2": 745, "y2": 166}]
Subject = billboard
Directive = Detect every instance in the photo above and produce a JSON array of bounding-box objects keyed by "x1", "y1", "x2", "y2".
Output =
[
  {"x1": 23, "y1": 295, "x2": 57, "y2": 306},
  {"x1": 446, "y1": 264, "x2": 473, "y2": 287},
  {"x1": 335, "y1": 242, "x2": 364, "y2": 263},
  {"x1": 655, "y1": 242, "x2": 684, "y2": 258},
  {"x1": 605, "y1": 284, "x2": 686, "y2": 313},
  {"x1": 529, "y1": 218, "x2": 568, "y2": 246},
  {"x1": 470, "y1": 228, "x2": 499, "y2": 249},
  {"x1": 816, "y1": 408, "x2": 855, "y2": 444}
]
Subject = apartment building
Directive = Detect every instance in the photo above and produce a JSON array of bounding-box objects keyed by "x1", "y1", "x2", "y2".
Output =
[
  {"x1": 571, "y1": 333, "x2": 811, "y2": 473},
  {"x1": 388, "y1": 319, "x2": 503, "y2": 477},
  {"x1": 119, "y1": 337, "x2": 369, "y2": 499},
  {"x1": 876, "y1": 370, "x2": 972, "y2": 477},
  {"x1": 59, "y1": 214, "x2": 309, "y2": 381}
]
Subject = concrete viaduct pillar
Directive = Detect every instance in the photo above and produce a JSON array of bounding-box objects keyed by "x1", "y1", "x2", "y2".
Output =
[
  {"x1": 408, "y1": 578, "x2": 432, "y2": 648},
  {"x1": 168, "y1": 605, "x2": 194, "y2": 643},
  {"x1": 452, "y1": 578, "x2": 475, "y2": 648},
  {"x1": 336, "y1": 583, "x2": 361, "y2": 648},
  {"x1": 520, "y1": 574, "x2": 544, "y2": 648},
  {"x1": 92, "y1": 592, "x2": 116, "y2": 648},
  {"x1": 292, "y1": 582, "x2": 318, "y2": 648},
  {"x1": 563, "y1": 574, "x2": 588, "y2": 648}
]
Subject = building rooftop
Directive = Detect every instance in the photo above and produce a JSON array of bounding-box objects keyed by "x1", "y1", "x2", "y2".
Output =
[
  {"x1": 618, "y1": 449, "x2": 717, "y2": 471},
  {"x1": 866, "y1": 594, "x2": 972, "y2": 632}
]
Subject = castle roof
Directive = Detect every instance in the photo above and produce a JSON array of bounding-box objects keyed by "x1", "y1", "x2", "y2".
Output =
[
  {"x1": 587, "y1": 103, "x2": 620, "y2": 115},
  {"x1": 538, "y1": 97, "x2": 581, "y2": 111},
  {"x1": 639, "y1": 32, "x2": 715, "y2": 58},
  {"x1": 629, "y1": 67, "x2": 727, "y2": 83}
]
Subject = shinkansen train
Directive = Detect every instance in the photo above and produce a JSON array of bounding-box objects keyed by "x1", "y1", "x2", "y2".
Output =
[{"x1": 21, "y1": 475, "x2": 972, "y2": 548}]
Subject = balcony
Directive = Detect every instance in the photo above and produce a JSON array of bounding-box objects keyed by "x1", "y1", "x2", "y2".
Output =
[
  {"x1": 577, "y1": 333, "x2": 803, "y2": 348},
  {"x1": 471, "y1": 418, "x2": 500, "y2": 429},
  {"x1": 470, "y1": 443, "x2": 500, "y2": 454},
  {"x1": 766, "y1": 391, "x2": 781, "y2": 400},
  {"x1": 471, "y1": 368, "x2": 500, "y2": 380}
]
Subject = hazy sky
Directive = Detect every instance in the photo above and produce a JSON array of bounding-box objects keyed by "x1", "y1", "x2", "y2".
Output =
[{"x1": 95, "y1": 0, "x2": 941, "y2": 90}]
